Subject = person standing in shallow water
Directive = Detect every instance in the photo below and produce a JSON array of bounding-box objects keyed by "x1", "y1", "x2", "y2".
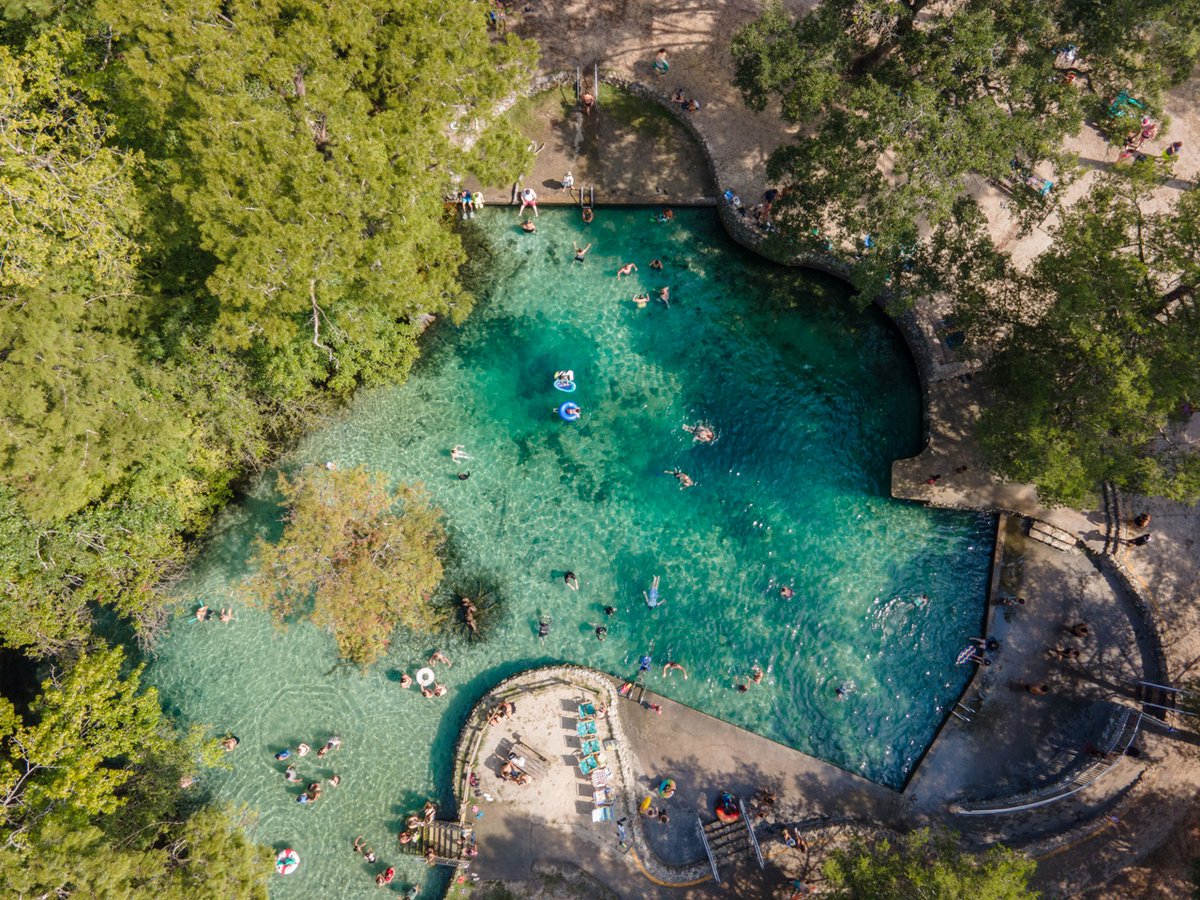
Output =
[{"x1": 564, "y1": 571, "x2": 579, "y2": 590}]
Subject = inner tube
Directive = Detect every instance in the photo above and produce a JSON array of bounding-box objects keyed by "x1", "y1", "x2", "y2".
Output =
[
  {"x1": 416, "y1": 667, "x2": 436, "y2": 688},
  {"x1": 558, "y1": 402, "x2": 581, "y2": 422},
  {"x1": 714, "y1": 792, "x2": 740, "y2": 823},
  {"x1": 554, "y1": 378, "x2": 576, "y2": 393},
  {"x1": 658, "y1": 778, "x2": 676, "y2": 798},
  {"x1": 275, "y1": 848, "x2": 300, "y2": 875}
]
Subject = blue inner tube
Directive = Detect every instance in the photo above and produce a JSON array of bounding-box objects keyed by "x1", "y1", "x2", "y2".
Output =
[
  {"x1": 554, "y1": 379, "x2": 576, "y2": 393},
  {"x1": 559, "y1": 402, "x2": 581, "y2": 422}
]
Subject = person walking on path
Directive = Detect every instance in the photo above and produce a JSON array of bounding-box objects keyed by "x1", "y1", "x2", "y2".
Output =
[{"x1": 653, "y1": 48, "x2": 669, "y2": 74}]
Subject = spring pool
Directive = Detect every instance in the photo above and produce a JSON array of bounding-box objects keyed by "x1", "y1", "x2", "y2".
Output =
[{"x1": 148, "y1": 208, "x2": 994, "y2": 897}]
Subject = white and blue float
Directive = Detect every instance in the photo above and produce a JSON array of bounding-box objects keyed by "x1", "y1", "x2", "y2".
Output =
[{"x1": 553, "y1": 370, "x2": 577, "y2": 393}]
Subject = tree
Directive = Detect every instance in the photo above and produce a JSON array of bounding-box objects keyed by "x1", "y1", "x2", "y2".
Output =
[
  {"x1": 101, "y1": 0, "x2": 537, "y2": 400},
  {"x1": 970, "y1": 176, "x2": 1200, "y2": 504},
  {"x1": 244, "y1": 465, "x2": 448, "y2": 666},
  {"x1": 823, "y1": 827, "x2": 1039, "y2": 899},
  {"x1": 729, "y1": 0, "x2": 1200, "y2": 297},
  {"x1": 0, "y1": 646, "x2": 171, "y2": 841}
]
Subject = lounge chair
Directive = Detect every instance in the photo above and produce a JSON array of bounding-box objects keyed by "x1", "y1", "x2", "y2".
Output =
[
  {"x1": 578, "y1": 754, "x2": 599, "y2": 775},
  {"x1": 579, "y1": 738, "x2": 601, "y2": 757},
  {"x1": 578, "y1": 701, "x2": 597, "y2": 720},
  {"x1": 576, "y1": 720, "x2": 597, "y2": 738},
  {"x1": 594, "y1": 787, "x2": 614, "y2": 807},
  {"x1": 592, "y1": 806, "x2": 614, "y2": 823},
  {"x1": 590, "y1": 767, "x2": 612, "y2": 787}
]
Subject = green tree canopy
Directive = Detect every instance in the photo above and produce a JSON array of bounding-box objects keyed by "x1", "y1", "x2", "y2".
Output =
[
  {"x1": 824, "y1": 827, "x2": 1039, "y2": 899},
  {"x1": 969, "y1": 176, "x2": 1200, "y2": 504},
  {"x1": 101, "y1": 0, "x2": 536, "y2": 400},
  {"x1": 244, "y1": 465, "x2": 448, "y2": 666},
  {"x1": 729, "y1": 0, "x2": 1200, "y2": 296}
]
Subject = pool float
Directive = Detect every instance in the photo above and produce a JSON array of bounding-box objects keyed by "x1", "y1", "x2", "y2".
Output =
[
  {"x1": 558, "y1": 402, "x2": 581, "y2": 422},
  {"x1": 714, "y1": 792, "x2": 740, "y2": 823},
  {"x1": 639, "y1": 795, "x2": 654, "y2": 815},
  {"x1": 275, "y1": 848, "x2": 300, "y2": 875},
  {"x1": 416, "y1": 667, "x2": 437, "y2": 688},
  {"x1": 658, "y1": 778, "x2": 676, "y2": 799},
  {"x1": 553, "y1": 370, "x2": 576, "y2": 393}
]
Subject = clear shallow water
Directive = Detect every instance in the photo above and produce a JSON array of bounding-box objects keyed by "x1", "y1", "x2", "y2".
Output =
[{"x1": 148, "y1": 209, "x2": 994, "y2": 897}]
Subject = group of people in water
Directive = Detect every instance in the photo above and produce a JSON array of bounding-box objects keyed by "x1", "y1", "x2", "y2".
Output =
[
  {"x1": 271, "y1": 736, "x2": 342, "y2": 805},
  {"x1": 396, "y1": 650, "x2": 452, "y2": 699}
]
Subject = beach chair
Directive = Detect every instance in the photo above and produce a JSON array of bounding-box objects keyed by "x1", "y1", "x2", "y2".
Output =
[
  {"x1": 576, "y1": 720, "x2": 597, "y2": 738},
  {"x1": 578, "y1": 754, "x2": 599, "y2": 775},
  {"x1": 593, "y1": 787, "x2": 614, "y2": 807},
  {"x1": 578, "y1": 701, "x2": 596, "y2": 720},
  {"x1": 590, "y1": 767, "x2": 611, "y2": 786},
  {"x1": 592, "y1": 806, "x2": 614, "y2": 823},
  {"x1": 578, "y1": 738, "x2": 601, "y2": 757}
]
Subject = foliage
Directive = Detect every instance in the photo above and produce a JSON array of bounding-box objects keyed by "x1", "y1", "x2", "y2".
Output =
[
  {"x1": 823, "y1": 827, "x2": 1039, "y2": 899},
  {"x1": 971, "y1": 177, "x2": 1200, "y2": 504},
  {"x1": 244, "y1": 465, "x2": 448, "y2": 666},
  {"x1": 730, "y1": 0, "x2": 1200, "y2": 296},
  {"x1": 101, "y1": 0, "x2": 536, "y2": 401}
]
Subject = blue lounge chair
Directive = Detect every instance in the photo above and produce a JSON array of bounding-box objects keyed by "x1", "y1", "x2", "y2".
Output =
[
  {"x1": 578, "y1": 702, "x2": 596, "y2": 719},
  {"x1": 576, "y1": 720, "x2": 597, "y2": 737},
  {"x1": 579, "y1": 739, "x2": 601, "y2": 756},
  {"x1": 578, "y1": 754, "x2": 599, "y2": 775}
]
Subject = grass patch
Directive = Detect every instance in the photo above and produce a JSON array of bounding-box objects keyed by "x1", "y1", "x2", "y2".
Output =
[
  {"x1": 597, "y1": 83, "x2": 677, "y2": 140},
  {"x1": 507, "y1": 86, "x2": 575, "y2": 137}
]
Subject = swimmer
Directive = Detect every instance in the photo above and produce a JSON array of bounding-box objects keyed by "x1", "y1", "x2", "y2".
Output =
[
  {"x1": 219, "y1": 607, "x2": 233, "y2": 622},
  {"x1": 835, "y1": 681, "x2": 856, "y2": 700},
  {"x1": 683, "y1": 422, "x2": 715, "y2": 443},
  {"x1": 595, "y1": 625, "x2": 608, "y2": 641},
  {"x1": 407, "y1": 815, "x2": 422, "y2": 830},
  {"x1": 317, "y1": 736, "x2": 342, "y2": 758},
  {"x1": 399, "y1": 672, "x2": 413, "y2": 688},
  {"x1": 779, "y1": 585, "x2": 795, "y2": 600},
  {"x1": 423, "y1": 801, "x2": 438, "y2": 822},
  {"x1": 658, "y1": 286, "x2": 670, "y2": 307},
  {"x1": 195, "y1": 604, "x2": 211, "y2": 622},
  {"x1": 632, "y1": 293, "x2": 650, "y2": 307},
  {"x1": 399, "y1": 830, "x2": 413, "y2": 844},
  {"x1": 751, "y1": 665, "x2": 764, "y2": 684},
  {"x1": 274, "y1": 748, "x2": 291, "y2": 760},
  {"x1": 285, "y1": 765, "x2": 300, "y2": 782},
  {"x1": 664, "y1": 468, "x2": 693, "y2": 488},
  {"x1": 220, "y1": 736, "x2": 239, "y2": 752},
  {"x1": 451, "y1": 445, "x2": 470, "y2": 461},
  {"x1": 297, "y1": 743, "x2": 310, "y2": 756},
  {"x1": 638, "y1": 653, "x2": 653, "y2": 674},
  {"x1": 354, "y1": 835, "x2": 367, "y2": 854},
  {"x1": 538, "y1": 617, "x2": 552, "y2": 641},
  {"x1": 564, "y1": 571, "x2": 579, "y2": 590},
  {"x1": 663, "y1": 661, "x2": 688, "y2": 679},
  {"x1": 521, "y1": 218, "x2": 536, "y2": 233},
  {"x1": 617, "y1": 262, "x2": 638, "y2": 278},
  {"x1": 330, "y1": 774, "x2": 341, "y2": 787},
  {"x1": 430, "y1": 650, "x2": 453, "y2": 667},
  {"x1": 582, "y1": 207, "x2": 594, "y2": 224},
  {"x1": 421, "y1": 687, "x2": 434, "y2": 699},
  {"x1": 573, "y1": 241, "x2": 592, "y2": 263},
  {"x1": 604, "y1": 605, "x2": 617, "y2": 616},
  {"x1": 363, "y1": 846, "x2": 377, "y2": 864},
  {"x1": 735, "y1": 682, "x2": 749, "y2": 694},
  {"x1": 650, "y1": 259, "x2": 663, "y2": 270},
  {"x1": 433, "y1": 683, "x2": 447, "y2": 697},
  {"x1": 457, "y1": 471, "x2": 470, "y2": 480},
  {"x1": 644, "y1": 575, "x2": 664, "y2": 608}
]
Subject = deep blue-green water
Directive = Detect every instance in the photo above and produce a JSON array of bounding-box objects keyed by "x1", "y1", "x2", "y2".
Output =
[{"x1": 148, "y1": 209, "x2": 993, "y2": 897}]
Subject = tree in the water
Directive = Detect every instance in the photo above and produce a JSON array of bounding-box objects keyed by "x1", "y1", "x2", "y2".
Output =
[
  {"x1": 245, "y1": 465, "x2": 448, "y2": 666},
  {"x1": 823, "y1": 827, "x2": 1038, "y2": 899}
]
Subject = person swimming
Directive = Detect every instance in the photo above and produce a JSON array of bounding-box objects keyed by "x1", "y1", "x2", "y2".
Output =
[
  {"x1": 664, "y1": 468, "x2": 693, "y2": 488},
  {"x1": 573, "y1": 241, "x2": 592, "y2": 263},
  {"x1": 538, "y1": 617, "x2": 551, "y2": 640},
  {"x1": 638, "y1": 654, "x2": 653, "y2": 673},
  {"x1": 682, "y1": 422, "x2": 715, "y2": 443},
  {"x1": 564, "y1": 571, "x2": 579, "y2": 590},
  {"x1": 644, "y1": 575, "x2": 664, "y2": 608}
]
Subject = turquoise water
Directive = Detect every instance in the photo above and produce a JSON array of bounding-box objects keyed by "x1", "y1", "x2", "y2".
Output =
[{"x1": 148, "y1": 209, "x2": 994, "y2": 897}]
